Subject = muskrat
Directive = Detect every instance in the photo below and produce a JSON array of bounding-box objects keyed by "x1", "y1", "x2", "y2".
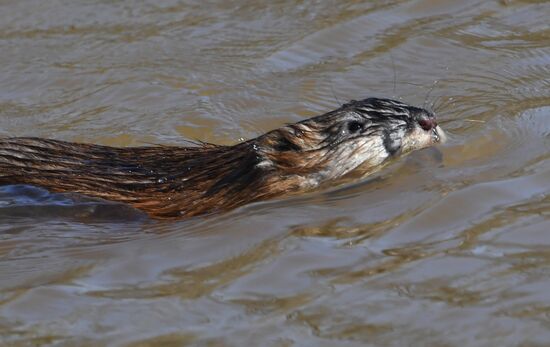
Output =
[{"x1": 0, "y1": 98, "x2": 446, "y2": 219}]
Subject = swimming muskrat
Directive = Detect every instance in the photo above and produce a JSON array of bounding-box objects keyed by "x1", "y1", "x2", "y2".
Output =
[{"x1": 0, "y1": 98, "x2": 446, "y2": 219}]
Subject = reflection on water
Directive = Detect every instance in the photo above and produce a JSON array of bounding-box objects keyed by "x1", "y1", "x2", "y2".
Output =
[{"x1": 0, "y1": 0, "x2": 549, "y2": 345}]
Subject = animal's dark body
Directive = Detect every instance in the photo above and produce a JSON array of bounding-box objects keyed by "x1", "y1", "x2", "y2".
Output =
[{"x1": 0, "y1": 98, "x2": 446, "y2": 219}]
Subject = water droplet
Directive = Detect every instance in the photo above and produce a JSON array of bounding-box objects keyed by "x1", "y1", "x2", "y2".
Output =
[{"x1": 158, "y1": 177, "x2": 167, "y2": 184}]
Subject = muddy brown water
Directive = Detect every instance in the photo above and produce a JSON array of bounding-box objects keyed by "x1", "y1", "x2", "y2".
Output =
[{"x1": 0, "y1": 0, "x2": 549, "y2": 346}]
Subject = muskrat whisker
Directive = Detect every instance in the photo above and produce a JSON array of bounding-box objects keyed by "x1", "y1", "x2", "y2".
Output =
[
  {"x1": 430, "y1": 95, "x2": 443, "y2": 114},
  {"x1": 329, "y1": 79, "x2": 342, "y2": 106},
  {"x1": 390, "y1": 53, "x2": 397, "y2": 96},
  {"x1": 423, "y1": 80, "x2": 439, "y2": 110}
]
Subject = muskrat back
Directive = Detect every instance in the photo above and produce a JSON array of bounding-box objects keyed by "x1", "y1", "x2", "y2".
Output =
[{"x1": 0, "y1": 98, "x2": 446, "y2": 219}]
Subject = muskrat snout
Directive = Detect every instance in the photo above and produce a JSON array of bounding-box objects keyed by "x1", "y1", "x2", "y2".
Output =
[
  {"x1": 417, "y1": 116, "x2": 437, "y2": 131},
  {"x1": 414, "y1": 113, "x2": 446, "y2": 144}
]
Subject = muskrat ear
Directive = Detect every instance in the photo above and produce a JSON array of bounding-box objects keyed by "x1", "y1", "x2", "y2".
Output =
[{"x1": 274, "y1": 137, "x2": 300, "y2": 152}]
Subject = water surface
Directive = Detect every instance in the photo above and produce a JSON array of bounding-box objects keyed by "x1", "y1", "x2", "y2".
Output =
[{"x1": 0, "y1": 0, "x2": 549, "y2": 346}]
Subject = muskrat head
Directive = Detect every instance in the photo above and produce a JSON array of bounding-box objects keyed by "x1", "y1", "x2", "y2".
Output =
[{"x1": 258, "y1": 97, "x2": 446, "y2": 187}]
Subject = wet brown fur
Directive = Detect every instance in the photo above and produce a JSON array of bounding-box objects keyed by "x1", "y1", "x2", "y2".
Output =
[
  {"x1": 0, "y1": 122, "x2": 335, "y2": 219},
  {"x1": 0, "y1": 137, "x2": 287, "y2": 219}
]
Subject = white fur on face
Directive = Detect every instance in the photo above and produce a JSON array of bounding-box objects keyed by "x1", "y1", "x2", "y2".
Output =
[
  {"x1": 301, "y1": 123, "x2": 446, "y2": 188},
  {"x1": 307, "y1": 136, "x2": 389, "y2": 185},
  {"x1": 401, "y1": 124, "x2": 446, "y2": 154}
]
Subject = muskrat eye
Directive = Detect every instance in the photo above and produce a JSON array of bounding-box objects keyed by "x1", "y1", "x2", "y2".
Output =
[{"x1": 347, "y1": 121, "x2": 363, "y2": 133}]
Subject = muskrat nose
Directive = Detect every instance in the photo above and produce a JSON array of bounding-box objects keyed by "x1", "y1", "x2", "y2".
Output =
[{"x1": 417, "y1": 117, "x2": 437, "y2": 131}]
